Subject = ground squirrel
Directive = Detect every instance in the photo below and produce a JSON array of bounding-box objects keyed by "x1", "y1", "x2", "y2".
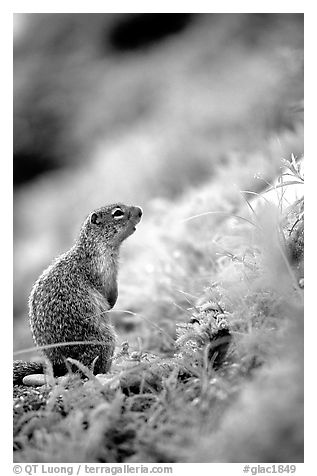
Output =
[{"x1": 13, "y1": 203, "x2": 142, "y2": 384}]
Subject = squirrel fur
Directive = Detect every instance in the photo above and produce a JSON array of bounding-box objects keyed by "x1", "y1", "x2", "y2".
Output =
[{"x1": 13, "y1": 203, "x2": 142, "y2": 385}]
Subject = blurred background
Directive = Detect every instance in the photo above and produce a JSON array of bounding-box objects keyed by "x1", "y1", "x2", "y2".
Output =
[{"x1": 13, "y1": 13, "x2": 303, "y2": 352}]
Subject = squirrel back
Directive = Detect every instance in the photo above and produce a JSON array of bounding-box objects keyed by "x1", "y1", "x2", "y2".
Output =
[{"x1": 14, "y1": 203, "x2": 142, "y2": 385}]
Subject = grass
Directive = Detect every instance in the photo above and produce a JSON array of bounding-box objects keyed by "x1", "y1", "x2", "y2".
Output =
[{"x1": 13, "y1": 160, "x2": 304, "y2": 463}]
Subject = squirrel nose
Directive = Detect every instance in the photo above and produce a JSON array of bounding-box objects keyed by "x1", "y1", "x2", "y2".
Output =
[{"x1": 131, "y1": 206, "x2": 142, "y2": 218}]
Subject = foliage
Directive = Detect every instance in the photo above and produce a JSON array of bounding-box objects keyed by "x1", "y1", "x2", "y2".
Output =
[{"x1": 14, "y1": 161, "x2": 304, "y2": 462}]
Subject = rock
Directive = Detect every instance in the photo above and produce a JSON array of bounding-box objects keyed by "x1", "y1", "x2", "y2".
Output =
[{"x1": 22, "y1": 374, "x2": 47, "y2": 386}]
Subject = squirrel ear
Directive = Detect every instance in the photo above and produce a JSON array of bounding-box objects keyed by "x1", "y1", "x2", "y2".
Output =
[{"x1": 90, "y1": 212, "x2": 102, "y2": 225}]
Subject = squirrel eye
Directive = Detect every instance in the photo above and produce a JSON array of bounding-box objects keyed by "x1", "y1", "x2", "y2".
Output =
[
  {"x1": 90, "y1": 213, "x2": 102, "y2": 225},
  {"x1": 112, "y1": 208, "x2": 124, "y2": 219}
]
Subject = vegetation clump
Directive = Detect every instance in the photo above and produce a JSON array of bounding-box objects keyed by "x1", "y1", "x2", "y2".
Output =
[{"x1": 13, "y1": 165, "x2": 304, "y2": 462}]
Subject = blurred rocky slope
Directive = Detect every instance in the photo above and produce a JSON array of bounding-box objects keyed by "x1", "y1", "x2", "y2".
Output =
[{"x1": 14, "y1": 14, "x2": 303, "y2": 347}]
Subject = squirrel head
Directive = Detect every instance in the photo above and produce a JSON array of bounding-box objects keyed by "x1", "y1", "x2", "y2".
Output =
[{"x1": 79, "y1": 203, "x2": 143, "y2": 251}]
